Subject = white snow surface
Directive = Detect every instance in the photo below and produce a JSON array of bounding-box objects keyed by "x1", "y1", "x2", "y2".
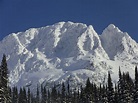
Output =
[{"x1": 0, "y1": 21, "x2": 138, "y2": 89}]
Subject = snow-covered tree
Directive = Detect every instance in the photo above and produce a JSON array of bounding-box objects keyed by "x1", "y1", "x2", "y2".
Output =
[{"x1": 0, "y1": 54, "x2": 11, "y2": 103}]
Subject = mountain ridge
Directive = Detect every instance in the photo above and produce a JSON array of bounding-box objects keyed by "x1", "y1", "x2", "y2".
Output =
[{"x1": 0, "y1": 21, "x2": 137, "y2": 88}]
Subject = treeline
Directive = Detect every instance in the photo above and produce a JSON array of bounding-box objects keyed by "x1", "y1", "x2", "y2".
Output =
[{"x1": 1, "y1": 54, "x2": 138, "y2": 103}]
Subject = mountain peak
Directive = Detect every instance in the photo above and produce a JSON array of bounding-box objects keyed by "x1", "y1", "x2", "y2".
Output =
[
  {"x1": 107, "y1": 24, "x2": 116, "y2": 30},
  {"x1": 104, "y1": 24, "x2": 121, "y2": 33},
  {"x1": 100, "y1": 24, "x2": 138, "y2": 60},
  {"x1": 0, "y1": 21, "x2": 138, "y2": 89}
]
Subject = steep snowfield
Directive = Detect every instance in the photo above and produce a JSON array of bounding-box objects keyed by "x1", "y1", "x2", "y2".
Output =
[{"x1": 0, "y1": 22, "x2": 138, "y2": 88}]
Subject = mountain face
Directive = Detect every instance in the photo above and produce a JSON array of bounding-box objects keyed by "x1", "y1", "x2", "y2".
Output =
[
  {"x1": 100, "y1": 24, "x2": 138, "y2": 60},
  {"x1": 0, "y1": 22, "x2": 138, "y2": 88}
]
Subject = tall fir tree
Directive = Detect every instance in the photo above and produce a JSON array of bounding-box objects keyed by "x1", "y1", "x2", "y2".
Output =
[
  {"x1": 41, "y1": 85, "x2": 44, "y2": 103},
  {"x1": 93, "y1": 84, "x2": 98, "y2": 103},
  {"x1": 122, "y1": 72, "x2": 131, "y2": 103},
  {"x1": 0, "y1": 70, "x2": 4, "y2": 102},
  {"x1": 107, "y1": 72, "x2": 114, "y2": 103},
  {"x1": 23, "y1": 87, "x2": 27, "y2": 103},
  {"x1": 99, "y1": 84, "x2": 103, "y2": 102},
  {"x1": 124, "y1": 72, "x2": 134, "y2": 102},
  {"x1": 43, "y1": 87, "x2": 47, "y2": 103},
  {"x1": 8, "y1": 87, "x2": 12, "y2": 103},
  {"x1": 51, "y1": 84, "x2": 57, "y2": 102},
  {"x1": 47, "y1": 89, "x2": 51, "y2": 103},
  {"x1": 12, "y1": 87, "x2": 18, "y2": 103},
  {"x1": 118, "y1": 68, "x2": 124, "y2": 103},
  {"x1": 80, "y1": 85, "x2": 87, "y2": 103},
  {"x1": 134, "y1": 66, "x2": 138, "y2": 103},
  {"x1": 84, "y1": 78, "x2": 92, "y2": 102},
  {"x1": 36, "y1": 85, "x2": 40, "y2": 103},
  {"x1": 27, "y1": 87, "x2": 31, "y2": 103},
  {"x1": 0, "y1": 54, "x2": 11, "y2": 103},
  {"x1": 18, "y1": 88, "x2": 23, "y2": 103},
  {"x1": 61, "y1": 82, "x2": 66, "y2": 103},
  {"x1": 72, "y1": 89, "x2": 77, "y2": 103},
  {"x1": 66, "y1": 83, "x2": 70, "y2": 103},
  {"x1": 101, "y1": 84, "x2": 108, "y2": 103},
  {"x1": 114, "y1": 84, "x2": 119, "y2": 103}
]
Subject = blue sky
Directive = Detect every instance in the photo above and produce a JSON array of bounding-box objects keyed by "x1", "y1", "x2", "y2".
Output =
[{"x1": 0, "y1": 0, "x2": 138, "y2": 41}]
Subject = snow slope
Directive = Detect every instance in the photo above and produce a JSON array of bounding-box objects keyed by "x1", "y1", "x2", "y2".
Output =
[{"x1": 0, "y1": 22, "x2": 138, "y2": 89}]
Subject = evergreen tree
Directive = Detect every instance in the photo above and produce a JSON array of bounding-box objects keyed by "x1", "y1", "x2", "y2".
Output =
[
  {"x1": 80, "y1": 85, "x2": 87, "y2": 103},
  {"x1": 114, "y1": 84, "x2": 119, "y2": 103},
  {"x1": 0, "y1": 67, "x2": 3, "y2": 101},
  {"x1": 93, "y1": 84, "x2": 98, "y2": 102},
  {"x1": 57, "y1": 90, "x2": 61, "y2": 103},
  {"x1": 118, "y1": 69, "x2": 133, "y2": 103},
  {"x1": 27, "y1": 87, "x2": 31, "y2": 103},
  {"x1": 18, "y1": 88, "x2": 23, "y2": 103},
  {"x1": 23, "y1": 87, "x2": 27, "y2": 103},
  {"x1": 99, "y1": 84, "x2": 103, "y2": 102},
  {"x1": 66, "y1": 83, "x2": 70, "y2": 103},
  {"x1": 43, "y1": 87, "x2": 47, "y2": 103},
  {"x1": 51, "y1": 84, "x2": 57, "y2": 102},
  {"x1": 61, "y1": 82, "x2": 66, "y2": 103},
  {"x1": 0, "y1": 54, "x2": 11, "y2": 103},
  {"x1": 124, "y1": 72, "x2": 134, "y2": 102},
  {"x1": 36, "y1": 85, "x2": 40, "y2": 103},
  {"x1": 72, "y1": 89, "x2": 77, "y2": 103},
  {"x1": 12, "y1": 87, "x2": 18, "y2": 103},
  {"x1": 134, "y1": 66, "x2": 138, "y2": 103},
  {"x1": 41, "y1": 85, "x2": 45, "y2": 103},
  {"x1": 47, "y1": 89, "x2": 51, "y2": 103},
  {"x1": 8, "y1": 87, "x2": 12, "y2": 103},
  {"x1": 118, "y1": 68, "x2": 124, "y2": 103},
  {"x1": 67, "y1": 83, "x2": 70, "y2": 96},
  {"x1": 84, "y1": 78, "x2": 93, "y2": 102},
  {"x1": 41, "y1": 84, "x2": 44, "y2": 103},
  {"x1": 0, "y1": 71, "x2": 4, "y2": 102},
  {"x1": 126, "y1": 72, "x2": 134, "y2": 97},
  {"x1": 101, "y1": 85, "x2": 108, "y2": 103},
  {"x1": 30, "y1": 93, "x2": 35, "y2": 103},
  {"x1": 77, "y1": 88, "x2": 80, "y2": 103},
  {"x1": 107, "y1": 72, "x2": 114, "y2": 103}
]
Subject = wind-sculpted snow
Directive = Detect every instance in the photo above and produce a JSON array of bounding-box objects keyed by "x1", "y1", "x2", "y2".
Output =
[{"x1": 0, "y1": 22, "x2": 138, "y2": 89}]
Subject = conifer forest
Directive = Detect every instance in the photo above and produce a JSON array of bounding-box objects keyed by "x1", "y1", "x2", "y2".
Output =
[{"x1": 1, "y1": 54, "x2": 138, "y2": 103}]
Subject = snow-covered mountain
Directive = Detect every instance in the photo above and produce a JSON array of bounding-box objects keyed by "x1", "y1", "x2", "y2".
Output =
[{"x1": 0, "y1": 21, "x2": 137, "y2": 88}]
